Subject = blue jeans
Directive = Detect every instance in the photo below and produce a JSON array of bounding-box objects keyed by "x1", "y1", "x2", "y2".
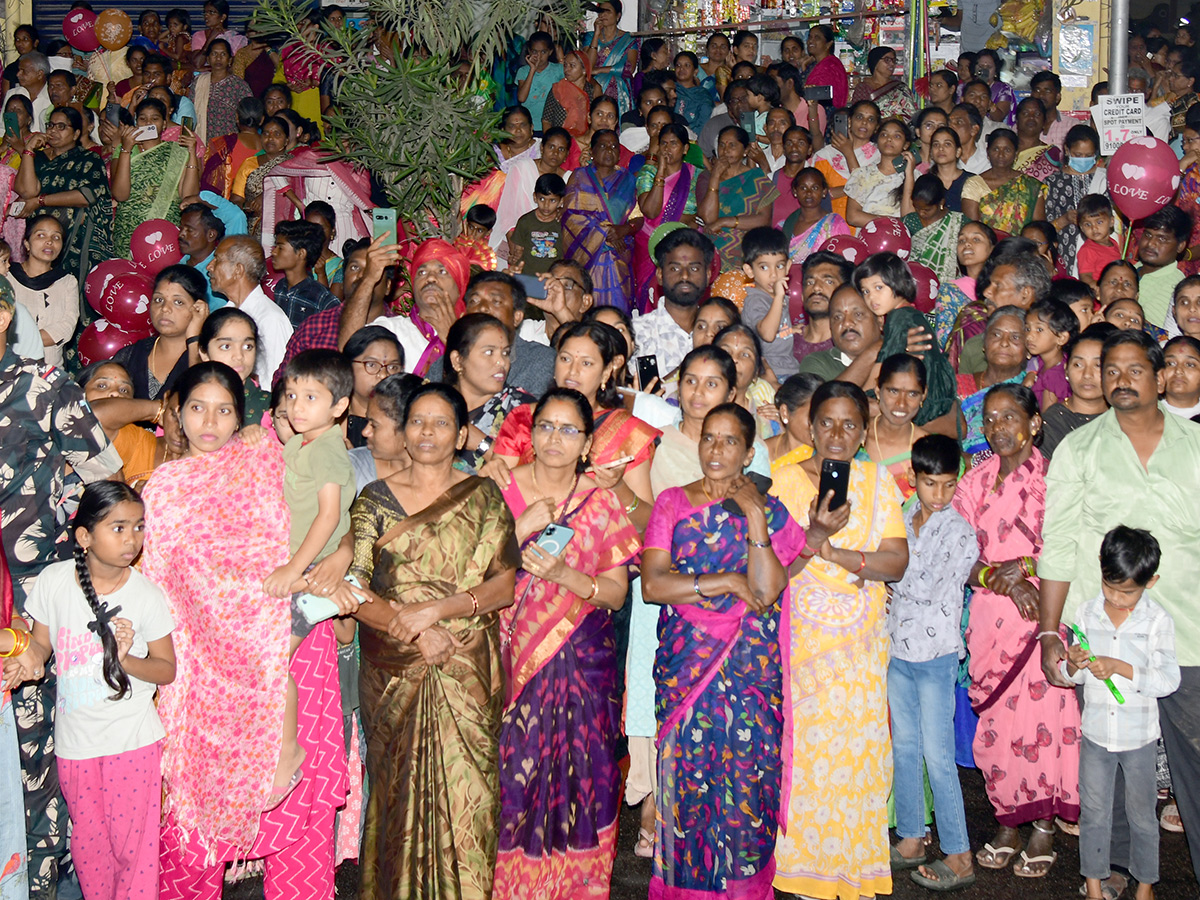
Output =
[
  {"x1": 1079, "y1": 735, "x2": 1159, "y2": 885},
  {"x1": 888, "y1": 653, "x2": 970, "y2": 855},
  {"x1": 0, "y1": 698, "x2": 28, "y2": 900}
]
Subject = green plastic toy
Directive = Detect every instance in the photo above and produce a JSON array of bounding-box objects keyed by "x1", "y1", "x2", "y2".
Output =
[{"x1": 1070, "y1": 624, "x2": 1125, "y2": 704}]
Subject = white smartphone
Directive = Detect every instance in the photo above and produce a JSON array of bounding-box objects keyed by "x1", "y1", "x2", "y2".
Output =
[
  {"x1": 8, "y1": 200, "x2": 23, "y2": 217},
  {"x1": 132, "y1": 124, "x2": 159, "y2": 141}
]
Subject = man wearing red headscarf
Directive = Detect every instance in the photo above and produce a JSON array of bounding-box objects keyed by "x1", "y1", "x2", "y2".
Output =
[{"x1": 337, "y1": 236, "x2": 471, "y2": 377}]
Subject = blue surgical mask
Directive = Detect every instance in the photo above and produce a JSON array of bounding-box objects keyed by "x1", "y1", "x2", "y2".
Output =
[{"x1": 1068, "y1": 154, "x2": 1096, "y2": 173}]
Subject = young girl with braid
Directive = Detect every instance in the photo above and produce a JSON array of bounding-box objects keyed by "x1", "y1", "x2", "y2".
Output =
[{"x1": 4, "y1": 482, "x2": 176, "y2": 899}]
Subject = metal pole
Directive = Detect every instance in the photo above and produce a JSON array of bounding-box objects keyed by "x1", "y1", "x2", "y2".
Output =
[{"x1": 1110, "y1": 0, "x2": 1129, "y2": 94}]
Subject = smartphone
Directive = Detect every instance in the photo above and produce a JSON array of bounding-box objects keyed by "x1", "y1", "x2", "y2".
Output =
[
  {"x1": 295, "y1": 575, "x2": 362, "y2": 627},
  {"x1": 818, "y1": 458, "x2": 850, "y2": 511},
  {"x1": 105, "y1": 102, "x2": 121, "y2": 126},
  {"x1": 635, "y1": 354, "x2": 659, "y2": 390},
  {"x1": 803, "y1": 84, "x2": 833, "y2": 102},
  {"x1": 2, "y1": 112, "x2": 18, "y2": 136},
  {"x1": 739, "y1": 109, "x2": 757, "y2": 140},
  {"x1": 372, "y1": 207, "x2": 397, "y2": 243},
  {"x1": 894, "y1": 154, "x2": 907, "y2": 174},
  {"x1": 132, "y1": 124, "x2": 158, "y2": 141},
  {"x1": 8, "y1": 200, "x2": 23, "y2": 218},
  {"x1": 535, "y1": 523, "x2": 575, "y2": 557},
  {"x1": 832, "y1": 110, "x2": 849, "y2": 138},
  {"x1": 181, "y1": 115, "x2": 194, "y2": 131},
  {"x1": 720, "y1": 472, "x2": 774, "y2": 518}
]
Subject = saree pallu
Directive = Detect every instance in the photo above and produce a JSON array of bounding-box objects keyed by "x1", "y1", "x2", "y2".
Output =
[
  {"x1": 1179, "y1": 163, "x2": 1200, "y2": 276},
  {"x1": 908, "y1": 211, "x2": 966, "y2": 285},
  {"x1": 562, "y1": 165, "x2": 637, "y2": 312},
  {"x1": 461, "y1": 142, "x2": 542, "y2": 218},
  {"x1": 261, "y1": 148, "x2": 373, "y2": 253},
  {"x1": 633, "y1": 163, "x2": 695, "y2": 299},
  {"x1": 113, "y1": 141, "x2": 187, "y2": 257},
  {"x1": 351, "y1": 476, "x2": 518, "y2": 900},
  {"x1": 953, "y1": 452, "x2": 1080, "y2": 827},
  {"x1": 675, "y1": 83, "x2": 714, "y2": 131},
  {"x1": 494, "y1": 402, "x2": 661, "y2": 469},
  {"x1": 957, "y1": 372, "x2": 1024, "y2": 457},
  {"x1": 649, "y1": 489, "x2": 804, "y2": 900},
  {"x1": 494, "y1": 487, "x2": 640, "y2": 900},
  {"x1": 243, "y1": 153, "x2": 286, "y2": 241},
  {"x1": 943, "y1": 293, "x2": 986, "y2": 369},
  {"x1": 33, "y1": 146, "x2": 114, "y2": 310},
  {"x1": 770, "y1": 460, "x2": 906, "y2": 900},
  {"x1": 974, "y1": 174, "x2": 1042, "y2": 236},
  {"x1": 850, "y1": 80, "x2": 917, "y2": 121},
  {"x1": 584, "y1": 31, "x2": 637, "y2": 115},
  {"x1": 202, "y1": 132, "x2": 257, "y2": 198},
  {"x1": 699, "y1": 169, "x2": 780, "y2": 271},
  {"x1": 784, "y1": 211, "x2": 852, "y2": 264},
  {"x1": 1014, "y1": 145, "x2": 1056, "y2": 183}
]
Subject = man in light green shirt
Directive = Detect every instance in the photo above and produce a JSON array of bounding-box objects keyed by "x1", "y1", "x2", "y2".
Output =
[
  {"x1": 1134, "y1": 205, "x2": 1191, "y2": 332},
  {"x1": 1038, "y1": 330, "x2": 1200, "y2": 886}
]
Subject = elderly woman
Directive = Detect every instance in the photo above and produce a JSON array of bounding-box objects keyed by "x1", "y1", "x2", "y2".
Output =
[
  {"x1": 957, "y1": 306, "x2": 1029, "y2": 461},
  {"x1": 961, "y1": 129, "x2": 1045, "y2": 236},
  {"x1": 561, "y1": 130, "x2": 639, "y2": 311},
  {"x1": 142, "y1": 362, "x2": 347, "y2": 896},
  {"x1": 697, "y1": 125, "x2": 778, "y2": 270},
  {"x1": 493, "y1": 388, "x2": 638, "y2": 898},
  {"x1": 111, "y1": 99, "x2": 199, "y2": 256},
  {"x1": 643, "y1": 403, "x2": 806, "y2": 898},
  {"x1": 12, "y1": 106, "x2": 114, "y2": 296},
  {"x1": 347, "y1": 382, "x2": 518, "y2": 899},
  {"x1": 771, "y1": 381, "x2": 909, "y2": 898},
  {"x1": 851, "y1": 46, "x2": 917, "y2": 121},
  {"x1": 953, "y1": 383, "x2": 1080, "y2": 879},
  {"x1": 189, "y1": 38, "x2": 252, "y2": 144}
]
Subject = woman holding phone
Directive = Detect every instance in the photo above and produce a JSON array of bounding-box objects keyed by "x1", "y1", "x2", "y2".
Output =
[
  {"x1": 771, "y1": 380, "x2": 909, "y2": 898},
  {"x1": 492, "y1": 387, "x2": 639, "y2": 898}
]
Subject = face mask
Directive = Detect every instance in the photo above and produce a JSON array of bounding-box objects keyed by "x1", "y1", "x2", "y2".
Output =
[{"x1": 1068, "y1": 155, "x2": 1096, "y2": 173}]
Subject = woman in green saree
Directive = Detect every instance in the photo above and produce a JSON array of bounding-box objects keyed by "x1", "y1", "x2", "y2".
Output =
[
  {"x1": 348, "y1": 382, "x2": 519, "y2": 900},
  {"x1": 960, "y1": 129, "x2": 1044, "y2": 236},
  {"x1": 902, "y1": 173, "x2": 966, "y2": 284},
  {"x1": 12, "y1": 106, "x2": 114, "y2": 309},
  {"x1": 111, "y1": 98, "x2": 199, "y2": 258},
  {"x1": 697, "y1": 125, "x2": 778, "y2": 271}
]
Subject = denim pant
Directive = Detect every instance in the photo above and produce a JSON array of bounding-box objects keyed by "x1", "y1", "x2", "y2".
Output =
[
  {"x1": 888, "y1": 653, "x2": 970, "y2": 854},
  {"x1": 0, "y1": 698, "x2": 29, "y2": 900},
  {"x1": 1079, "y1": 736, "x2": 1159, "y2": 885}
]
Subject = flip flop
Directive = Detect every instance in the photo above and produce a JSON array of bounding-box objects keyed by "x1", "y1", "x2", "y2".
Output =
[
  {"x1": 264, "y1": 766, "x2": 304, "y2": 812},
  {"x1": 890, "y1": 844, "x2": 927, "y2": 871},
  {"x1": 975, "y1": 842, "x2": 1021, "y2": 869},
  {"x1": 1056, "y1": 815, "x2": 1080, "y2": 836},
  {"x1": 1012, "y1": 849, "x2": 1057, "y2": 878},
  {"x1": 1077, "y1": 872, "x2": 1128, "y2": 900},
  {"x1": 634, "y1": 827, "x2": 654, "y2": 859},
  {"x1": 910, "y1": 858, "x2": 977, "y2": 892},
  {"x1": 1161, "y1": 803, "x2": 1184, "y2": 833}
]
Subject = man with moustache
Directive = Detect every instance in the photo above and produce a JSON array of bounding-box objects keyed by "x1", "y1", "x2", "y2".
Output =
[
  {"x1": 632, "y1": 228, "x2": 717, "y2": 375},
  {"x1": 1038, "y1": 330, "x2": 1200, "y2": 895},
  {"x1": 797, "y1": 284, "x2": 883, "y2": 382},
  {"x1": 792, "y1": 251, "x2": 852, "y2": 364}
]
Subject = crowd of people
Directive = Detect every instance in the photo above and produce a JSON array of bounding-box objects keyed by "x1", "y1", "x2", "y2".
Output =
[{"x1": 1, "y1": 4, "x2": 1200, "y2": 900}]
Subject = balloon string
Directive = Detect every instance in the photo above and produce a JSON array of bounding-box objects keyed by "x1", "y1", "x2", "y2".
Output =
[{"x1": 1121, "y1": 214, "x2": 1133, "y2": 258}]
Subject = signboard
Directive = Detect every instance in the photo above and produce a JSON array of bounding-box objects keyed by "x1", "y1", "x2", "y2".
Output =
[{"x1": 1092, "y1": 93, "x2": 1148, "y2": 156}]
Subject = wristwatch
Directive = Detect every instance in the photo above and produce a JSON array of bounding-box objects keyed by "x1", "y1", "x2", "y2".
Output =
[{"x1": 476, "y1": 436, "x2": 492, "y2": 455}]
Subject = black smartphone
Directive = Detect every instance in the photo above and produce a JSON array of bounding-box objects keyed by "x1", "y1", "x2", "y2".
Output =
[
  {"x1": 635, "y1": 354, "x2": 659, "y2": 390},
  {"x1": 803, "y1": 84, "x2": 833, "y2": 102},
  {"x1": 720, "y1": 472, "x2": 774, "y2": 518},
  {"x1": 105, "y1": 102, "x2": 121, "y2": 126},
  {"x1": 818, "y1": 458, "x2": 850, "y2": 510},
  {"x1": 832, "y1": 110, "x2": 849, "y2": 138},
  {"x1": 739, "y1": 109, "x2": 757, "y2": 140},
  {"x1": 894, "y1": 154, "x2": 907, "y2": 174},
  {"x1": 2, "y1": 112, "x2": 18, "y2": 137}
]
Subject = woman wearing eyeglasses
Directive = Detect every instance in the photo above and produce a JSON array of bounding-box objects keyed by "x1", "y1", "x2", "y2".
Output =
[
  {"x1": 851, "y1": 46, "x2": 917, "y2": 122},
  {"x1": 342, "y1": 326, "x2": 404, "y2": 448},
  {"x1": 11, "y1": 106, "x2": 114, "y2": 300}
]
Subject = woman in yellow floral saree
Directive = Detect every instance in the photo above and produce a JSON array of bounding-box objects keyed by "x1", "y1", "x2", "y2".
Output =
[{"x1": 349, "y1": 383, "x2": 519, "y2": 900}]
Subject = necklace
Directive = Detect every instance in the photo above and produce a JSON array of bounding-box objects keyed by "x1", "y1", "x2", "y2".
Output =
[
  {"x1": 872, "y1": 415, "x2": 914, "y2": 458},
  {"x1": 150, "y1": 336, "x2": 161, "y2": 377},
  {"x1": 531, "y1": 466, "x2": 580, "y2": 516}
]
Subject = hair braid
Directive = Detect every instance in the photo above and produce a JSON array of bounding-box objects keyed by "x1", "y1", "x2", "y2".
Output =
[{"x1": 73, "y1": 542, "x2": 131, "y2": 701}]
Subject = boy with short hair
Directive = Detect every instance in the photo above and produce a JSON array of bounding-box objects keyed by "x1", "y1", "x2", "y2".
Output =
[
  {"x1": 271, "y1": 219, "x2": 339, "y2": 329},
  {"x1": 262, "y1": 348, "x2": 359, "y2": 804},
  {"x1": 1075, "y1": 194, "x2": 1121, "y2": 288},
  {"x1": 740, "y1": 226, "x2": 799, "y2": 378},
  {"x1": 456, "y1": 204, "x2": 499, "y2": 270},
  {"x1": 509, "y1": 173, "x2": 566, "y2": 276},
  {"x1": 888, "y1": 434, "x2": 980, "y2": 890},
  {"x1": 1066, "y1": 526, "x2": 1180, "y2": 900}
]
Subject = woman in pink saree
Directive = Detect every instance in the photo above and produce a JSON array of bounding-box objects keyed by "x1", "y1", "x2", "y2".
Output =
[
  {"x1": 952, "y1": 383, "x2": 1079, "y2": 882},
  {"x1": 633, "y1": 123, "x2": 696, "y2": 301},
  {"x1": 141, "y1": 362, "x2": 347, "y2": 899}
]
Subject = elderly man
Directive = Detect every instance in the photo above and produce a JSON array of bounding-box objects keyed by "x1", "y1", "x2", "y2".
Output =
[
  {"x1": 208, "y1": 235, "x2": 292, "y2": 384},
  {"x1": 0, "y1": 283, "x2": 120, "y2": 900},
  {"x1": 1039, "y1": 330, "x2": 1200, "y2": 894},
  {"x1": 1128, "y1": 68, "x2": 1172, "y2": 140},
  {"x1": 2, "y1": 52, "x2": 52, "y2": 134},
  {"x1": 957, "y1": 244, "x2": 1053, "y2": 374},
  {"x1": 797, "y1": 283, "x2": 884, "y2": 382},
  {"x1": 340, "y1": 237, "x2": 469, "y2": 376},
  {"x1": 632, "y1": 228, "x2": 716, "y2": 376}
]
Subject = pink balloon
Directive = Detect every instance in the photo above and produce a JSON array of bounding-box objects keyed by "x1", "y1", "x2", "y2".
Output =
[
  {"x1": 62, "y1": 10, "x2": 101, "y2": 53},
  {"x1": 77, "y1": 319, "x2": 147, "y2": 366},
  {"x1": 818, "y1": 234, "x2": 871, "y2": 266},
  {"x1": 786, "y1": 265, "x2": 806, "y2": 323},
  {"x1": 98, "y1": 272, "x2": 155, "y2": 333},
  {"x1": 1107, "y1": 137, "x2": 1182, "y2": 222},
  {"x1": 860, "y1": 217, "x2": 912, "y2": 259},
  {"x1": 908, "y1": 262, "x2": 940, "y2": 314},
  {"x1": 130, "y1": 219, "x2": 182, "y2": 275},
  {"x1": 84, "y1": 259, "x2": 138, "y2": 317}
]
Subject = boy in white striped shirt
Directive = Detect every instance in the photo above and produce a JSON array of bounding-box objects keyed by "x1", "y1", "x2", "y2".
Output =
[{"x1": 1065, "y1": 525, "x2": 1180, "y2": 900}]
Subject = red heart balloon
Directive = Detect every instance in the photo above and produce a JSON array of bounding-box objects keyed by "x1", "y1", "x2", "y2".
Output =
[
  {"x1": 99, "y1": 272, "x2": 155, "y2": 333},
  {"x1": 84, "y1": 259, "x2": 139, "y2": 318},
  {"x1": 908, "y1": 262, "x2": 940, "y2": 314},
  {"x1": 1107, "y1": 137, "x2": 1182, "y2": 222},
  {"x1": 818, "y1": 234, "x2": 870, "y2": 266},
  {"x1": 63, "y1": 10, "x2": 101, "y2": 53},
  {"x1": 131, "y1": 218, "x2": 182, "y2": 276},
  {"x1": 786, "y1": 264, "x2": 806, "y2": 323},
  {"x1": 860, "y1": 217, "x2": 912, "y2": 259},
  {"x1": 77, "y1": 319, "x2": 148, "y2": 366}
]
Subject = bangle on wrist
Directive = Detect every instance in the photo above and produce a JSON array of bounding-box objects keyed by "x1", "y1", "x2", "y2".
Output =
[
  {"x1": 693, "y1": 574, "x2": 703, "y2": 597},
  {"x1": 799, "y1": 543, "x2": 818, "y2": 559},
  {"x1": 854, "y1": 550, "x2": 867, "y2": 574},
  {"x1": 748, "y1": 537, "x2": 771, "y2": 549},
  {"x1": 1037, "y1": 630, "x2": 1062, "y2": 641},
  {"x1": 624, "y1": 494, "x2": 639, "y2": 515},
  {"x1": 465, "y1": 588, "x2": 479, "y2": 616},
  {"x1": 586, "y1": 576, "x2": 599, "y2": 602},
  {"x1": 978, "y1": 565, "x2": 993, "y2": 590}
]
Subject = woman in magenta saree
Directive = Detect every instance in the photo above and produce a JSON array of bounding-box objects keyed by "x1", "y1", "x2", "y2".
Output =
[
  {"x1": 633, "y1": 124, "x2": 697, "y2": 301},
  {"x1": 561, "y1": 130, "x2": 639, "y2": 313},
  {"x1": 643, "y1": 405, "x2": 805, "y2": 900},
  {"x1": 493, "y1": 390, "x2": 640, "y2": 899}
]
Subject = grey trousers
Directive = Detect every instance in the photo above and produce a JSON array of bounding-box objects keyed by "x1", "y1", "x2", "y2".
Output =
[{"x1": 1080, "y1": 736, "x2": 1159, "y2": 885}]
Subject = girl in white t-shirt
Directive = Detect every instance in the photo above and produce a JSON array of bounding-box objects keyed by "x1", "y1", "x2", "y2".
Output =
[{"x1": 9, "y1": 482, "x2": 175, "y2": 900}]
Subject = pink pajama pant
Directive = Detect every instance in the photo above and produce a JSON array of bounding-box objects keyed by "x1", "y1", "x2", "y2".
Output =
[{"x1": 56, "y1": 741, "x2": 162, "y2": 900}]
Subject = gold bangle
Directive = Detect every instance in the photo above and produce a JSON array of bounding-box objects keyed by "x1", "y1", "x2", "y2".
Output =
[
  {"x1": 0, "y1": 627, "x2": 14, "y2": 657},
  {"x1": 586, "y1": 576, "x2": 599, "y2": 602},
  {"x1": 465, "y1": 588, "x2": 479, "y2": 617}
]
